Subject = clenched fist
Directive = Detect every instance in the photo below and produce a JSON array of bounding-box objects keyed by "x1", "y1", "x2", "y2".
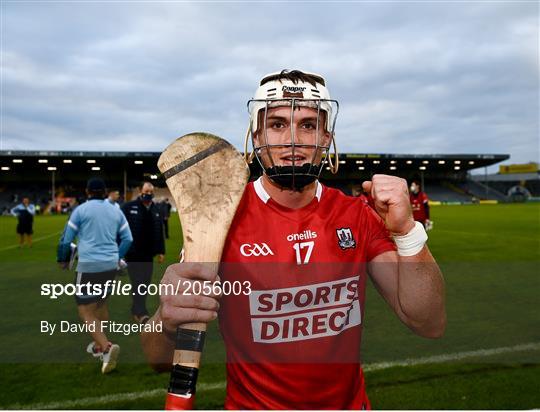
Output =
[{"x1": 362, "y1": 174, "x2": 415, "y2": 236}]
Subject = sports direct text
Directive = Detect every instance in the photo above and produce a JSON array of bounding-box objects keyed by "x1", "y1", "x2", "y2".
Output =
[
  {"x1": 41, "y1": 279, "x2": 251, "y2": 300},
  {"x1": 249, "y1": 276, "x2": 361, "y2": 343}
]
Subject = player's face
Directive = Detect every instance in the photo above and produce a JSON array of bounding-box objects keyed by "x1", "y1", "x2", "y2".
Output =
[
  {"x1": 22, "y1": 197, "x2": 30, "y2": 206},
  {"x1": 254, "y1": 106, "x2": 331, "y2": 169},
  {"x1": 109, "y1": 191, "x2": 120, "y2": 201}
]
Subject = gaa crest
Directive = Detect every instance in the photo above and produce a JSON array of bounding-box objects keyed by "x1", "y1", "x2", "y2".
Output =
[{"x1": 336, "y1": 228, "x2": 356, "y2": 250}]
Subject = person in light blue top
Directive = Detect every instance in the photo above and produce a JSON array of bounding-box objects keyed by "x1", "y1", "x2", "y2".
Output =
[
  {"x1": 11, "y1": 197, "x2": 36, "y2": 248},
  {"x1": 60, "y1": 194, "x2": 132, "y2": 273},
  {"x1": 106, "y1": 188, "x2": 121, "y2": 209},
  {"x1": 57, "y1": 177, "x2": 133, "y2": 374}
]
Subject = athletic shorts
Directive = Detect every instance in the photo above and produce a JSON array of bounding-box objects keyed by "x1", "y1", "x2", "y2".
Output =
[
  {"x1": 16, "y1": 222, "x2": 33, "y2": 235},
  {"x1": 74, "y1": 269, "x2": 118, "y2": 305}
]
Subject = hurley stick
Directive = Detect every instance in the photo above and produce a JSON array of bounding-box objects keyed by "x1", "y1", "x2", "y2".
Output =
[{"x1": 158, "y1": 132, "x2": 249, "y2": 409}]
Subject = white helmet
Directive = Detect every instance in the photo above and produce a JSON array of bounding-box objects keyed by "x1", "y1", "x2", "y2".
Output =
[{"x1": 245, "y1": 70, "x2": 339, "y2": 191}]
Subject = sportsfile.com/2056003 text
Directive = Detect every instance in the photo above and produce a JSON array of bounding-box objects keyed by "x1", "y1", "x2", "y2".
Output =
[{"x1": 40, "y1": 280, "x2": 252, "y2": 300}]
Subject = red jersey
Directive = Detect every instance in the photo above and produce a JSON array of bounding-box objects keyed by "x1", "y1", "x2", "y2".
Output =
[
  {"x1": 219, "y1": 178, "x2": 396, "y2": 410},
  {"x1": 410, "y1": 191, "x2": 429, "y2": 223},
  {"x1": 358, "y1": 193, "x2": 375, "y2": 209}
]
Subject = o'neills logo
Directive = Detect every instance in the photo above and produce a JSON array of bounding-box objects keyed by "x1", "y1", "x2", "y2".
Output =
[
  {"x1": 286, "y1": 230, "x2": 317, "y2": 242},
  {"x1": 249, "y1": 276, "x2": 361, "y2": 343}
]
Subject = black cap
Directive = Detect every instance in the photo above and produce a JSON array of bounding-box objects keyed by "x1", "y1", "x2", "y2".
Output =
[{"x1": 87, "y1": 177, "x2": 106, "y2": 191}]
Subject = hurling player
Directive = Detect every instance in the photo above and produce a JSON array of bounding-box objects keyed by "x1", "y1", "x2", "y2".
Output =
[
  {"x1": 409, "y1": 180, "x2": 432, "y2": 230},
  {"x1": 142, "y1": 70, "x2": 446, "y2": 409}
]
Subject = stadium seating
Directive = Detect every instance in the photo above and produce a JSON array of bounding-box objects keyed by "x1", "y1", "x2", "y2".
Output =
[
  {"x1": 481, "y1": 179, "x2": 540, "y2": 197},
  {"x1": 2, "y1": 177, "x2": 536, "y2": 213},
  {"x1": 422, "y1": 182, "x2": 472, "y2": 202},
  {"x1": 457, "y1": 180, "x2": 508, "y2": 202},
  {"x1": 0, "y1": 186, "x2": 51, "y2": 215}
]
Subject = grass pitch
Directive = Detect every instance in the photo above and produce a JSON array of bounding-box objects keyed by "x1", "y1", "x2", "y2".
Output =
[{"x1": 0, "y1": 203, "x2": 538, "y2": 409}]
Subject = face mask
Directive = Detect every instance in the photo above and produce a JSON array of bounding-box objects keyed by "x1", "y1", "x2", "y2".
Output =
[{"x1": 141, "y1": 193, "x2": 154, "y2": 202}]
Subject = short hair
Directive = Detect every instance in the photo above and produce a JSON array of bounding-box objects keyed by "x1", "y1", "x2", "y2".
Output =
[
  {"x1": 139, "y1": 181, "x2": 153, "y2": 190},
  {"x1": 86, "y1": 177, "x2": 107, "y2": 198},
  {"x1": 260, "y1": 69, "x2": 325, "y2": 87}
]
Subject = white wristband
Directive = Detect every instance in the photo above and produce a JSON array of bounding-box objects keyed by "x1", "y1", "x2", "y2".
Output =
[{"x1": 393, "y1": 221, "x2": 428, "y2": 256}]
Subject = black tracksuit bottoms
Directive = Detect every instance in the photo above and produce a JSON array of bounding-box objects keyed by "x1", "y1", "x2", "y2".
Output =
[{"x1": 127, "y1": 261, "x2": 153, "y2": 317}]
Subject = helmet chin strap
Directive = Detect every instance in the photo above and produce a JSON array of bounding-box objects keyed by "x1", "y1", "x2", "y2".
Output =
[{"x1": 265, "y1": 164, "x2": 319, "y2": 191}]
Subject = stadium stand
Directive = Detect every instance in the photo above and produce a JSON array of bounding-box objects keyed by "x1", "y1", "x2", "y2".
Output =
[
  {"x1": 470, "y1": 170, "x2": 540, "y2": 199},
  {"x1": 0, "y1": 185, "x2": 51, "y2": 215},
  {"x1": 457, "y1": 180, "x2": 508, "y2": 202},
  {"x1": 480, "y1": 179, "x2": 540, "y2": 197},
  {"x1": 423, "y1": 182, "x2": 473, "y2": 203},
  {"x1": 1, "y1": 150, "x2": 512, "y2": 210}
]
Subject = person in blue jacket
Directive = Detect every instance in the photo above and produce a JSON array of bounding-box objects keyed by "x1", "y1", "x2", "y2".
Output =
[
  {"x1": 57, "y1": 177, "x2": 133, "y2": 374},
  {"x1": 11, "y1": 197, "x2": 35, "y2": 247}
]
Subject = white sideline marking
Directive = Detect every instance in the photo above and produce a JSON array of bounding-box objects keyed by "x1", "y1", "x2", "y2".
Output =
[
  {"x1": 10, "y1": 382, "x2": 225, "y2": 410},
  {"x1": 9, "y1": 342, "x2": 540, "y2": 410},
  {"x1": 362, "y1": 342, "x2": 540, "y2": 372},
  {"x1": 0, "y1": 230, "x2": 62, "y2": 252}
]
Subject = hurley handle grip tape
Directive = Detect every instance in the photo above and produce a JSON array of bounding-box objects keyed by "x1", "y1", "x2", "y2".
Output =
[
  {"x1": 165, "y1": 328, "x2": 206, "y2": 410},
  {"x1": 168, "y1": 364, "x2": 199, "y2": 395},
  {"x1": 175, "y1": 328, "x2": 206, "y2": 352}
]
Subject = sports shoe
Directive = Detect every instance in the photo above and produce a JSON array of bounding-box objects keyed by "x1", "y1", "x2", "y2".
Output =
[
  {"x1": 86, "y1": 342, "x2": 102, "y2": 358},
  {"x1": 101, "y1": 344, "x2": 120, "y2": 374}
]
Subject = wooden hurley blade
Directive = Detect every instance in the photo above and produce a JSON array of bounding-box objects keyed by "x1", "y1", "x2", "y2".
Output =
[
  {"x1": 158, "y1": 132, "x2": 249, "y2": 263},
  {"x1": 158, "y1": 132, "x2": 249, "y2": 410}
]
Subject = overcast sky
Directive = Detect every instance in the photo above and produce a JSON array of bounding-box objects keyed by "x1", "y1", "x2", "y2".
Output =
[{"x1": 1, "y1": 1, "x2": 538, "y2": 172}]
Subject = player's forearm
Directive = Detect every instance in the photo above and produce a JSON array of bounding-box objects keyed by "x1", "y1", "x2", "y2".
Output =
[
  {"x1": 118, "y1": 238, "x2": 132, "y2": 259},
  {"x1": 57, "y1": 226, "x2": 77, "y2": 257},
  {"x1": 397, "y1": 246, "x2": 446, "y2": 338},
  {"x1": 141, "y1": 311, "x2": 175, "y2": 372}
]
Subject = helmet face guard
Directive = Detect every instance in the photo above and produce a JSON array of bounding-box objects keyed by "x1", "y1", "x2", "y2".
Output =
[{"x1": 245, "y1": 73, "x2": 339, "y2": 191}]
